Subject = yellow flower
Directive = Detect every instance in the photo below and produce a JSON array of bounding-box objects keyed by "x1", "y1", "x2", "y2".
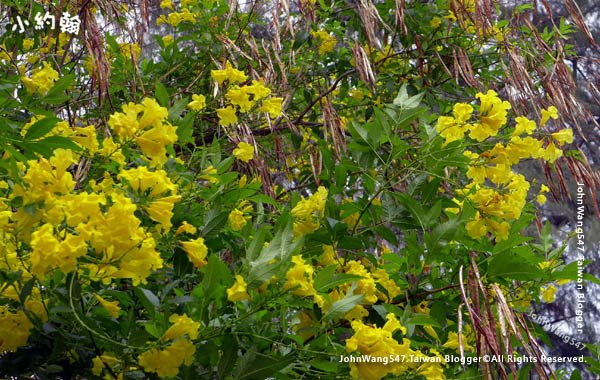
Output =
[
  {"x1": 291, "y1": 186, "x2": 328, "y2": 236},
  {"x1": 228, "y1": 208, "x2": 248, "y2": 231},
  {"x1": 200, "y1": 165, "x2": 219, "y2": 184},
  {"x1": 345, "y1": 314, "x2": 411, "y2": 380},
  {"x1": 244, "y1": 80, "x2": 271, "y2": 99},
  {"x1": 118, "y1": 166, "x2": 177, "y2": 197},
  {"x1": 226, "y1": 86, "x2": 254, "y2": 112},
  {"x1": 541, "y1": 141, "x2": 563, "y2": 163},
  {"x1": 91, "y1": 353, "x2": 120, "y2": 376},
  {"x1": 23, "y1": 38, "x2": 35, "y2": 50},
  {"x1": 227, "y1": 275, "x2": 251, "y2": 302},
  {"x1": 217, "y1": 106, "x2": 238, "y2": 126},
  {"x1": 187, "y1": 94, "x2": 206, "y2": 111},
  {"x1": 0, "y1": 307, "x2": 33, "y2": 352},
  {"x1": 162, "y1": 35, "x2": 174, "y2": 46},
  {"x1": 259, "y1": 97, "x2": 283, "y2": 117},
  {"x1": 468, "y1": 90, "x2": 511, "y2": 141},
  {"x1": 21, "y1": 62, "x2": 59, "y2": 95},
  {"x1": 465, "y1": 212, "x2": 487, "y2": 240},
  {"x1": 162, "y1": 314, "x2": 200, "y2": 341},
  {"x1": 108, "y1": 102, "x2": 143, "y2": 139},
  {"x1": 119, "y1": 43, "x2": 141, "y2": 60},
  {"x1": 284, "y1": 256, "x2": 316, "y2": 297},
  {"x1": 436, "y1": 116, "x2": 466, "y2": 145},
  {"x1": 541, "y1": 285, "x2": 557, "y2": 303},
  {"x1": 551, "y1": 128, "x2": 573, "y2": 145},
  {"x1": 138, "y1": 339, "x2": 196, "y2": 378},
  {"x1": 430, "y1": 17, "x2": 442, "y2": 28},
  {"x1": 160, "y1": 0, "x2": 174, "y2": 10},
  {"x1": 442, "y1": 331, "x2": 474, "y2": 352},
  {"x1": 211, "y1": 61, "x2": 247, "y2": 85},
  {"x1": 146, "y1": 195, "x2": 181, "y2": 230},
  {"x1": 181, "y1": 237, "x2": 208, "y2": 268},
  {"x1": 135, "y1": 122, "x2": 178, "y2": 166},
  {"x1": 540, "y1": 106, "x2": 558, "y2": 126},
  {"x1": 311, "y1": 29, "x2": 337, "y2": 55},
  {"x1": 233, "y1": 141, "x2": 254, "y2": 162},
  {"x1": 175, "y1": 221, "x2": 197, "y2": 235},
  {"x1": 94, "y1": 294, "x2": 121, "y2": 318},
  {"x1": 514, "y1": 116, "x2": 536, "y2": 136}
]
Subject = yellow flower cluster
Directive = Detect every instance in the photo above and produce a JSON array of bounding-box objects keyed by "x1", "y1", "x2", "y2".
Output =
[
  {"x1": 438, "y1": 92, "x2": 573, "y2": 241},
  {"x1": 157, "y1": 7, "x2": 196, "y2": 26},
  {"x1": 211, "y1": 63, "x2": 283, "y2": 125},
  {"x1": 0, "y1": 306, "x2": 33, "y2": 353},
  {"x1": 345, "y1": 314, "x2": 445, "y2": 380},
  {"x1": 291, "y1": 186, "x2": 328, "y2": 236},
  {"x1": 138, "y1": 313, "x2": 200, "y2": 378},
  {"x1": 21, "y1": 61, "x2": 59, "y2": 95},
  {"x1": 436, "y1": 90, "x2": 511, "y2": 144},
  {"x1": 119, "y1": 166, "x2": 181, "y2": 230},
  {"x1": 0, "y1": 119, "x2": 185, "y2": 292},
  {"x1": 311, "y1": 29, "x2": 337, "y2": 55},
  {"x1": 108, "y1": 98, "x2": 177, "y2": 166},
  {"x1": 281, "y1": 246, "x2": 402, "y2": 323}
]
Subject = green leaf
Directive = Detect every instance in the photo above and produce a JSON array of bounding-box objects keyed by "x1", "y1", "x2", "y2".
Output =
[
  {"x1": 24, "y1": 116, "x2": 59, "y2": 140},
  {"x1": 169, "y1": 96, "x2": 189, "y2": 120},
  {"x1": 25, "y1": 135, "x2": 82, "y2": 157},
  {"x1": 406, "y1": 314, "x2": 442, "y2": 328},
  {"x1": 488, "y1": 251, "x2": 546, "y2": 281},
  {"x1": 155, "y1": 81, "x2": 170, "y2": 107},
  {"x1": 238, "y1": 353, "x2": 294, "y2": 380},
  {"x1": 323, "y1": 287, "x2": 363, "y2": 321},
  {"x1": 19, "y1": 278, "x2": 36, "y2": 304},
  {"x1": 392, "y1": 84, "x2": 424, "y2": 109},
  {"x1": 247, "y1": 222, "x2": 301, "y2": 285},
  {"x1": 314, "y1": 266, "x2": 363, "y2": 292},
  {"x1": 176, "y1": 111, "x2": 195, "y2": 144},
  {"x1": 201, "y1": 209, "x2": 228, "y2": 238},
  {"x1": 43, "y1": 74, "x2": 75, "y2": 103},
  {"x1": 135, "y1": 288, "x2": 160, "y2": 316}
]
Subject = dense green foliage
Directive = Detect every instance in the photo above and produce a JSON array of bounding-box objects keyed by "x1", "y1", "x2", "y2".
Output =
[{"x1": 0, "y1": 0, "x2": 597, "y2": 379}]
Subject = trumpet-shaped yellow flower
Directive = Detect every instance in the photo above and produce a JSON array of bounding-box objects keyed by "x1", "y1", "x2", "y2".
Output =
[
  {"x1": 211, "y1": 61, "x2": 247, "y2": 85},
  {"x1": 227, "y1": 275, "x2": 251, "y2": 302},
  {"x1": 181, "y1": 237, "x2": 208, "y2": 268},
  {"x1": 259, "y1": 97, "x2": 283, "y2": 117},
  {"x1": 233, "y1": 141, "x2": 254, "y2": 162},
  {"x1": 162, "y1": 314, "x2": 200, "y2": 340},
  {"x1": 187, "y1": 94, "x2": 206, "y2": 111},
  {"x1": 442, "y1": 331, "x2": 474, "y2": 352},
  {"x1": 217, "y1": 106, "x2": 238, "y2": 126},
  {"x1": 94, "y1": 294, "x2": 121, "y2": 318},
  {"x1": 226, "y1": 86, "x2": 254, "y2": 112},
  {"x1": 551, "y1": 128, "x2": 573, "y2": 145},
  {"x1": 21, "y1": 62, "x2": 59, "y2": 95},
  {"x1": 540, "y1": 106, "x2": 558, "y2": 126},
  {"x1": 175, "y1": 221, "x2": 197, "y2": 235}
]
